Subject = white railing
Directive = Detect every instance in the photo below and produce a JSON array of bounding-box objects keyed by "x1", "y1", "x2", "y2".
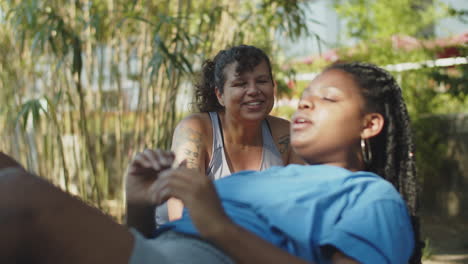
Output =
[{"x1": 294, "y1": 56, "x2": 468, "y2": 81}]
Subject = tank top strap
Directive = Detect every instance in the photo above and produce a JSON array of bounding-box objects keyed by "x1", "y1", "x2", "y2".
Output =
[
  {"x1": 206, "y1": 112, "x2": 232, "y2": 180},
  {"x1": 208, "y1": 112, "x2": 223, "y2": 149},
  {"x1": 260, "y1": 119, "x2": 284, "y2": 170}
]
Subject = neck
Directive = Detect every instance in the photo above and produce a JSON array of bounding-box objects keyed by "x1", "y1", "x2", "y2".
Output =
[
  {"x1": 305, "y1": 149, "x2": 365, "y2": 172},
  {"x1": 218, "y1": 111, "x2": 263, "y2": 145}
]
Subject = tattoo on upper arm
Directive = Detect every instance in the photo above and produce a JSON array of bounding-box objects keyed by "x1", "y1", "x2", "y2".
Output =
[
  {"x1": 172, "y1": 125, "x2": 203, "y2": 169},
  {"x1": 278, "y1": 135, "x2": 290, "y2": 154}
]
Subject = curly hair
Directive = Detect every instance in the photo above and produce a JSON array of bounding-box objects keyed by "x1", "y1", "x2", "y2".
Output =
[
  {"x1": 326, "y1": 62, "x2": 422, "y2": 264},
  {"x1": 194, "y1": 45, "x2": 273, "y2": 112}
]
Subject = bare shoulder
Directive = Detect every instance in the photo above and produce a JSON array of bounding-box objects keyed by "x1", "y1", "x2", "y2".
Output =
[
  {"x1": 172, "y1": 113, "x2": 212, "y2": 149},
  {"x1": 175, "y1": 113, "x2": 211, "y2": 133},
  {"x1": 266, "y1": 115, "x2": 304, "y2": 165},
  {"x1": 265, "y1": 115, "x2": 291, "y2": 139},
  {"x1": 265, "y1": 115, "x2": 291, "y2": 156},
  {"x1": 171, "y1": 113, "x2": 212, "y2": 167}
]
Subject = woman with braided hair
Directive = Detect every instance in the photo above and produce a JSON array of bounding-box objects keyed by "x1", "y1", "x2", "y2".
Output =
[
  {"x1": 156, "y1": 44, "x2": 304, "y2": 225},
  {"x1": 0, "y1": 62, "x2": 421, "y2": 263},
  {"x1": 322, "y1": 63, "x2": 422, "y2": 264}
]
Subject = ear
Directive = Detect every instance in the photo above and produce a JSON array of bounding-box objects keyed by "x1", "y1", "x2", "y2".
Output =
[
  {"x1": 361, "y1": 113, "x2": 384, "y2": 139},
  {"x1": 215, "y1": 87, "x2": 224, "y2": 107}
]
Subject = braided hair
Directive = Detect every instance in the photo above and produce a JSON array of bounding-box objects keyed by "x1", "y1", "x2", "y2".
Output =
[
  {"x1": 194, "y1": 45, "x2": 274, "y2": 112},
  {"x1": 326, "y1": 62, "x2": 422, "y2": 264}
]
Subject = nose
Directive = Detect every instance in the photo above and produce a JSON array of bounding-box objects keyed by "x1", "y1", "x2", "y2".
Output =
[
  {"x1": 246, "y1": 81, "x2": 260, "y2": 96},
  {"x1": 298, "y1": 99, "x2": 314, "y2": 110}
]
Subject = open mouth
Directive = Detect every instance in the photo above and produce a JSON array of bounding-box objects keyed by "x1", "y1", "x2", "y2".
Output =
[
  {"x1": 243, "y1": 101, "x2": 264, "y2": 106},
  {"x1": 292, "y1": 116, "x2": 312, "y2": 130},
  {"x1": 242, "y1": 100, "x2": 265, "y2": 111}
]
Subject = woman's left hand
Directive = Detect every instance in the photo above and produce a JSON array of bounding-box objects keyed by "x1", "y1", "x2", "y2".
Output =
[{"x1": 155, "y1": 162, "x2": 231, "y2": 237}]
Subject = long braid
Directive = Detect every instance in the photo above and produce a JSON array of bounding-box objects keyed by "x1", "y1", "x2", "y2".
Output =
[{"x1": 327, "y1": 62, "x2": 422, "y2": 264}]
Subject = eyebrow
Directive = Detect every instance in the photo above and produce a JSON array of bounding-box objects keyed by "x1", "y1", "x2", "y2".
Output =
[
  {"x1": 230, "y1": 74, "x2": 270, "y2": 81},
  {"x1": 301, "y1": 86, "x2": 346, "y2": 99},
  {"x1": 305, "y1": 86, "x2": 342, "y2": 93},
  {"x1": 230, "y1": 77, "x2": 245, "y2": 82},
  {"x1": 257, "y1": 74, "x2": 270, "y2": 77}
]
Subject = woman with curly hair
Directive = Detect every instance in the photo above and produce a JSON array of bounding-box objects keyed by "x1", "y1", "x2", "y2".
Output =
[{"x1": 156, "y1": 45, "x2": 303, "y2": 225}]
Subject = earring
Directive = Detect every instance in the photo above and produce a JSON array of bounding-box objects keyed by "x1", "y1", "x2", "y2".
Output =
[{"x1": 361, "y1": 138, "x2": 372, "y2": 165}]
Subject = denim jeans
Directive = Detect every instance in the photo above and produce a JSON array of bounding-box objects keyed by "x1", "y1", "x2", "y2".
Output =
[{"x1": 129, "y1": 229, "x2": 234, "y2": 264}]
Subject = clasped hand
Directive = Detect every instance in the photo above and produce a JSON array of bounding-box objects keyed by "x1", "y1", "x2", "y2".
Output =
[{"x1": 126, "y1": 149, "x2": 230, "y2": 237}]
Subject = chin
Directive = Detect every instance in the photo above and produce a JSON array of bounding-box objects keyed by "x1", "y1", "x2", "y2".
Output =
[
  {"x1": 290, "y1": 136, "x2": 307, "y2": 147},
  {"x1": 291, "y1": 139, "x2": 315, "y2": 157},
  {"x1": 290, "y1": 141, "x2": 305, "y2": 154},
  {"x1": 243, "y1": 111, "x2": 269, "y2": 121}
]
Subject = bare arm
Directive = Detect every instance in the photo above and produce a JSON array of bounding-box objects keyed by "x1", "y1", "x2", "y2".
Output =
[
  {"x1": 332, "y1": 251, "x2": 360, "y2": 264},
  {"x1": 0, "y1": 153, "x2": 133, "y2": 264},
  {"x1": 125, "y1": 150, "x2": 175, "y2": 237},
  {"x1": 267, "y1": 116, "x2": 305, "y2": 165},
  {"x1": 206, "y1": 219, "x2": 310, "y2": 264},
  {"x1": 126, "y1": 202, "x2": 157, "y2": 237},
  {"x1": 205, "y1": 214, "x2": 359, "y2": 264},
  {"x1": 168, "y1": 116, "x2": 207, "y2": 220}
]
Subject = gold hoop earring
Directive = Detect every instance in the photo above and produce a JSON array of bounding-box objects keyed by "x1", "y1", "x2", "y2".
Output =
[{"x1": 361, "y1": 138, "x2": 372, "y2": 165}]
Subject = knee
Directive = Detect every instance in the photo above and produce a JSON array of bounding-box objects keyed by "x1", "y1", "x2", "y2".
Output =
[
  {"x1": 0, "y1": 168, "x2": 39, "y2": 251},
  {"x1": 0, "y1": 167, "x2": 29, "y2": 192},
  {"x1": 0, "y1": 168, "x2": 40, "y2": 219},
  {"x1": 0, "y1": 152, "x2": 24, "y2": 170},
  {"x1": 0, "y1": 168, "x2": 50, "y2": 264},
  {"x1": 0, "y1": 153, "x2": 32, "y2": 206}
]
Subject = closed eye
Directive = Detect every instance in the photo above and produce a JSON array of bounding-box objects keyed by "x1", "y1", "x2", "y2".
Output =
[
  {"x1": 233, "y1": 82, "x2": 247, "y2": 87},
  {"x1": 322, "y1": 97, "x2": 337, "y2": 102}
]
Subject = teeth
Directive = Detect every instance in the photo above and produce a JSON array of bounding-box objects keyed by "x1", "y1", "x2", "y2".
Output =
[
  {"x1": 296, "y1": 118, "x2": 306, "y2": 123},
  {"x1": 246, "y1": 102, "x2": 261, "y2": 105}
]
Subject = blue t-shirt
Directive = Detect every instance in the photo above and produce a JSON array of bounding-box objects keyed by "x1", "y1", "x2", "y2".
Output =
[{"x1": 160, "y1": 165, "x2": 414, "y2": 264}]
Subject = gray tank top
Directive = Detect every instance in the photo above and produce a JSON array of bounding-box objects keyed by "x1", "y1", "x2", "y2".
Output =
[
  {"x1": 155, "y1": 112, "x2": 284, "y2": 226},
  {"x1": 206, "y1": 112, "x2": 284, "y2": 180}
]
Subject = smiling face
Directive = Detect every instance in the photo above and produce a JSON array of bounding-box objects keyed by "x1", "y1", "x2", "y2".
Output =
[
  {"x1": 215, "y1": 60, "x2": 275, "y2": 122},
  {"x1": 291, "y1": 69, "x2": 381, "y2": 169}
]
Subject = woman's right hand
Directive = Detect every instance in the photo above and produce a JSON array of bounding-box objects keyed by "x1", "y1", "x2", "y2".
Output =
[{"x1": 125, "y1": 149, "x2": 175, "y2": 206}]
